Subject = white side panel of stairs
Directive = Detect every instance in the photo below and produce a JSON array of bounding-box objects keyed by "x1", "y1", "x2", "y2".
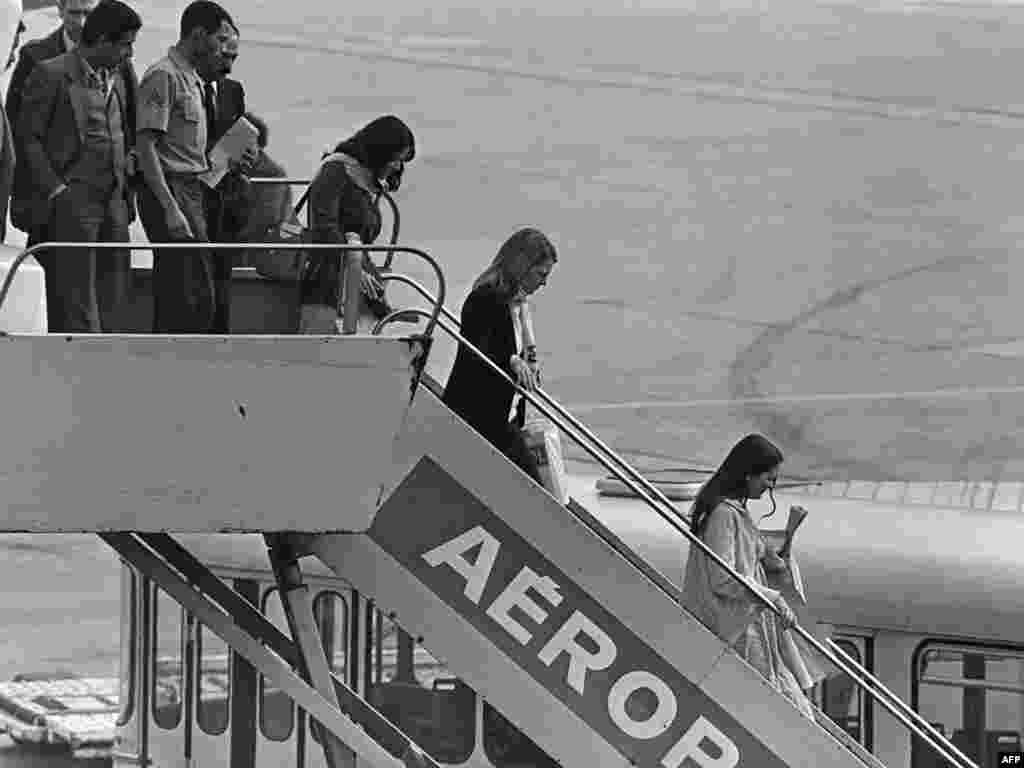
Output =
[
  {"x1": 310, "y1": 387, "x2": 877, "y2": 768},
  {"x1": 0, "y1": 335, "x2": 422, "y2": 532}
]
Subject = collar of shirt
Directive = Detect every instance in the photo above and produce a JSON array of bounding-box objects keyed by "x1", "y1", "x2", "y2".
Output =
[
  {"x1": 76, "y1": 49, "x2": 111, "y2": 96},
  {"x1": 167, "y1": 45, "x2": 203, "y2": 90},
  {"x1": 62, "y1": 27, "x2": 76, "y2": 53}
]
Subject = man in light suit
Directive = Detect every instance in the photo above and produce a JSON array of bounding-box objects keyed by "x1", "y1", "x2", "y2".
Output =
[
  {"x1": 17, "y1": 0, "x2": 140, "y2": 331},
  {"x1": 8, "y1": 0, "x2": 139, "y2": 329}
]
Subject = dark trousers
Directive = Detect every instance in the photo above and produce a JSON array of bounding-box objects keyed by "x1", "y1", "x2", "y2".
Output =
[
  {"x1": 203, "y1": 184, "x2": 239, "y2": 334},
  {"x1": 35, "y1": 182, "x2": 130, "y2": 332},
  {"x1": 137, "y1": 174, "x2": 215, "y2": 334},
  {"x1": 27, "y1": 226, "x2": 59, "y2": 332}
]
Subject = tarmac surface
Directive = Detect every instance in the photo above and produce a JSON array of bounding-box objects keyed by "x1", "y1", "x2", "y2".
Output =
[{"x1": 3, "y1": 0, "x2": 1024, "y2": 761}]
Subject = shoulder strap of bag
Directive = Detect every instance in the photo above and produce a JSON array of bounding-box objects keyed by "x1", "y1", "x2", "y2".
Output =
[{"x1": 292, "y1": 152, "x2": 366, "y2": 223}]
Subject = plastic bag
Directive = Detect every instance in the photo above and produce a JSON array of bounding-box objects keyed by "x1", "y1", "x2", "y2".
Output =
[{"x1": 521, "y1": 419, "x2": 570, "y2": 504}]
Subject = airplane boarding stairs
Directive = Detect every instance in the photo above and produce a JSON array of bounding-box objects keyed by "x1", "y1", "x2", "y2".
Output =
[
  {"x1": 0, "y1": 240, "x2": 972, "y2": 768},
  {"x1": 306, "y1": 376, "x2": 901, "y2": 768}
]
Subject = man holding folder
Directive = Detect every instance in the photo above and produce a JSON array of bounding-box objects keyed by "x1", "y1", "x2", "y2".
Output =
[{"x1": 199, "y1": 24, "x2": 258, "y2": 332}]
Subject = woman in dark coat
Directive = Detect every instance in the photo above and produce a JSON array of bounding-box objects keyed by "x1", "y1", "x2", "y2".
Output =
[
  {"x1": 298, "y1": 115, "x2": 415, "y2": 333},
  {"x1": 443, "y1": 228, "x2": 558, "y2": 483}
]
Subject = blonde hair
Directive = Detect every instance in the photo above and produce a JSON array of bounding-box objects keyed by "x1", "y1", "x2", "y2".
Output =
[{"x1": 472, "y1": 228, "x2": 558, "y2": 300}]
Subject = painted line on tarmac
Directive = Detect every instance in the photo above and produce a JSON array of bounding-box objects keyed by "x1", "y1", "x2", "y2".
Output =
[{"x1": 568, "y1": 383, "x2": 1024, "y2": 412}]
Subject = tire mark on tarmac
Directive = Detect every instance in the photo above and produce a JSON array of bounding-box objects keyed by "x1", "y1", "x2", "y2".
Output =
[{"x1": 726, "y1": 250, "x2": 1015, "y2": 478}]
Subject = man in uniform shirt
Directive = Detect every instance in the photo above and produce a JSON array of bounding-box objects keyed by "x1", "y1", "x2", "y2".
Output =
[
  {"x1": 135, "y1": 0, "x2": 234, "y2": 333},
  {"x1": 17, "y1": 0, "x2": 140, "y2": 332}
]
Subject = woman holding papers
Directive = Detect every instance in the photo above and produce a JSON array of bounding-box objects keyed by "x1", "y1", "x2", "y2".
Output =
[
  {"x1": 682, "y1": 433, "x2": 816, "y2": 719},
  {"x1": 442, "y1": 228, "x2": 558, "y2": 484},
  {"x1": 298, "y1": 115, "x2": 415, "y2": 334}
]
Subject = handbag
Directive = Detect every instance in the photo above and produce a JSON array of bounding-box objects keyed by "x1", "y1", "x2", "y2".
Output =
[{"x1": 249, "y1": 187, "x2": 311, "y2": 282}]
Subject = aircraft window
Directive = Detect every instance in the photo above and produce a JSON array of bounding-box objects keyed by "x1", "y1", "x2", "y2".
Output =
[
  {"x1": 845, "y1": 481, "x2": 878, "y2": 501},
  {"x1": 988, "y1": 483, "x2": 1022, "y2": 514},
  {"x1": 310, "y1": 590, "x2": 348, "y2": 744},
  {"x1": 259, "y1": 588, "x2": 294, "y2": 741},
  {"x1": 914, "y1": 643, "x2": 1024, "y2": 768},
  {"x1": 969, "y1": 483, "x2": 995, "y2": 512},
  {"x1": 483, "y1": 702, "x2": 560, "y2": 768},
  {"x1": 813, "y1": 637, "x2": 868, "y2": 747},
  {"x1": 874, "y1": 482, "x2": 909, "y2": 504},
  {"x1": 196, "y1": 623, "x2": 231, "y2": 735},
  {"x1": 314, "y1": 590, "x2": 348, "y2": 676},
  {"x1": 152, "y1": 586, "x2": 183, "y2": 730},
  {"x1": 905, "y1": 483, "x2": 938, "y2": 506},
  {"x1": 932, "y1": 482, "x2": 970, "y2": 509},
  {"x1": 366, "y1": 608, "x2": 474, "y2": 763},
  {"x1": 117, "y1": 566, "x2": 136, "y2": 726},
  {"x1": 822, "y1": 482, "x2": 851, "y2": 499}
]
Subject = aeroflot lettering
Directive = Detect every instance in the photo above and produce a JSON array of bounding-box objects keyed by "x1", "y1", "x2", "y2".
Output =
[
  {"x1": 422, "y1": 525, "x2": 739, "y2": 768},
  {"x1": 369, "y1": 458, "x2": 784, "y2": 768}
]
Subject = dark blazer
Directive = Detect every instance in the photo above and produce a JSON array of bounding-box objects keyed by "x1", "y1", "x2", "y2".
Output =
[
  {"x1": 0, "y1": 108, "x2": 14, "y2": 242},
  {"x1": 5, "y1": 26, "x2": 64, "y2": 130},
  {"x1": 209, "y1": 76, "x2": 245, "y2": 146},
  {"x1": 14, "y1": 51, "x2": 136, "y2": 231},
  {"x1": 443, "y1": 284, "x2": 522, "y2": 440},
  {"x1": 203, "y1": 77, "x2": 247, "y2": 239},
  {"x1": 7, "y1": 28, "x2": 138, "y2": 232},
  {"x1": 6, "y1": 27, "x2": 139, "y2": 138},
  {"x1": 298, "y1": 156, "x2": 384, "y2": 309}
]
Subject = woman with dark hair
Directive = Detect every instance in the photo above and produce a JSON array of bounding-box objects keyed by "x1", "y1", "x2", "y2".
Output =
[
  {"x1": 443, "y1": 228, "x2": 558, "y2": 484},
  {"x1": 298, "y1": 115, "x2": 415, "y2": 333},
  {"x1": 682, "y1": 434, "x2": 815, "y2": 719}
]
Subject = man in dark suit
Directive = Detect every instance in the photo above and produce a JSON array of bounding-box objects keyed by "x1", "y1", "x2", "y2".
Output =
[
  {"x1": 0, "y1": 9, "x2": 25, "y2": 244},
  {"x1": 17, "y1": 0, "x2": 140, "y2": 331},
  {"x1": 200, "y1": 23, "x2": 259, "y2": 332},
  {"x1": 5, "y1": 0, "x2": 95, "y2": 129}
]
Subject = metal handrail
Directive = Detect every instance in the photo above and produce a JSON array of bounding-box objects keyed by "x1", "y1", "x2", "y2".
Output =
[
  {"x1": 380, "y1": 191, "x2": 401, "y2": 272},
  {"x1": 0, "y1": 241, "x2": 446, "y2": 341},
  {"x1": 372, "y1": 282, "x2": 978, "y2": 768},
  {"x1": 245, "y1": 177, "x2": 311, "y2": 185}
]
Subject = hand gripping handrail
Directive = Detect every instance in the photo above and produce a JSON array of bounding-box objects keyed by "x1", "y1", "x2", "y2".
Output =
[
  {"x1": 372, "y1": 278, "x2": 978, "y2": 768},
  {"x1": 0, "y1": 241, "x2": 445, "y2": 341}
]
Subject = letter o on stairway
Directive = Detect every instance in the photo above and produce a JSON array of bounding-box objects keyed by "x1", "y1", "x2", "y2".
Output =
[{"x1": 607, "y1": 670, "x2": 677, "y2": 740}]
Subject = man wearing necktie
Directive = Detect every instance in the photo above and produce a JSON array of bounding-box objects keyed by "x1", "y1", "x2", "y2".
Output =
[
  {"x1": 17, "y1": 0, "x2": 141, "y2": 332},
  {"x1": 200, "y1": 24, "x2": 257, "y2": 333},
  {"x1": 7, "y1": 0, "x2": 140, "y2": 330}
]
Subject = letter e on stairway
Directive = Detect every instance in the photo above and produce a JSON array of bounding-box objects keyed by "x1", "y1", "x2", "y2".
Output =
[
  {"x1": 538, "y1": 610, "x2": 617, "y2": 695},
  {"x1": 486, "y1": 566, "x2": 563, "y2": 644},
  {"x1": 422, "y1": 525, "x2": 500, "y2": 604}
]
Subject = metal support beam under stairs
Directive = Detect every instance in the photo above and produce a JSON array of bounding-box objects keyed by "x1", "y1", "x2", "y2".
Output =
[{"x1": 99, "y1": 532, "x2": 434, "y2": 768}]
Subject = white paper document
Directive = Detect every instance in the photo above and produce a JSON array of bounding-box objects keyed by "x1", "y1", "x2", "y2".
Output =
[{"x1": 200, "y1": 115, "x2": 259, "y2": 189}]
